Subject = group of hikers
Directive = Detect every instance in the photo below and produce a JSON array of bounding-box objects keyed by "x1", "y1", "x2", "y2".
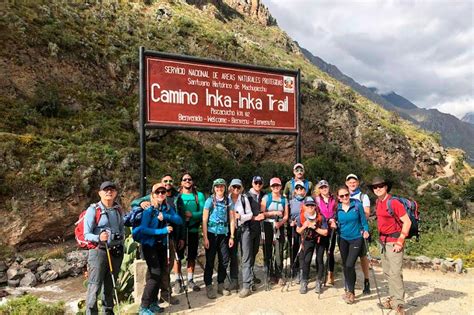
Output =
[{"x1": 81, "y1": 163, "x2": 412, "y2": 315}]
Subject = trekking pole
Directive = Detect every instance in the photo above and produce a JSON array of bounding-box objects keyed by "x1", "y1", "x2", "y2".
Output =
[
  {"x1": 174, "y1": 239, "x2": 191, "y2": 309},
  {"x1": 105, "y1": 243, "x2": 121, "y2": 315},
  {"x1": 166, "y1": 232, "x2": 172, "y2": 314},
  {"x1": 320, "y1": 228, "x2": 335, "y2": 299},
  {"x1": 364, "y1": 238, "x2": 384, "y2": 315},
  {"x1": 281, "y1": 228, "x2": 288, "y2": 293},
  {"x1": 261, "y1": 221, "x2": 269, "y2": 291}
]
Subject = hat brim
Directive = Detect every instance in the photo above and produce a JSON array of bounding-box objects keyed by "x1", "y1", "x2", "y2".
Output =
[{"x1": 369, "y1": 181, "x2": 392, "y2": 193}]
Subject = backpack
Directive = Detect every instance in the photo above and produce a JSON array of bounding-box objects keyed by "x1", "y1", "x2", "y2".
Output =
[
  {"x1": 123, "y1": 206, "x2": 145, "y2": 228},
  {"x1": 290, "y1": 178, "x2": 310, "y2": 197},
  {"x1": 387, "y1": 196, "x2": 420, "y2": 241},
  {"x1": 265, "y1": 193, "x2": 287, "y2": 211},
  {"x1": 131, "y1": 204, "x2": 170, "y2": 243},
  {"x1": 74, "y1": 204, "x2": 103, "y2": 249}
]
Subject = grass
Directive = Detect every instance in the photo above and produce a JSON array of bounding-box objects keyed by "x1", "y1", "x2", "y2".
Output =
[{"x1": 0, "y1": 295, "x2": 65, "y2": 315}]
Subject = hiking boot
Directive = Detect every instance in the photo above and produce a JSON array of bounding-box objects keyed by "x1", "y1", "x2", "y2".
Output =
[
  {"x1": 159, "y1": 293, "x2": 179, "y2": 305},
  {"x1": 343, "y1": 292, "x2": 355, "y2": 304},
  {"x1": 229, "y1": 279, "x2": 239, "y2": 291},
  {"x1": 395, "y1": 305, "x2": 406, "y2": 315},
  {"x1": 253, "y1": 276, "x2": 262, "y2": 284},
  {"x1": 299, "y1": 280, "x2": 308, "y2": 294},
  {"x1": 148, "y1": 302, "x2": 164, "y2": 314},
  {"x1": 138, "y1": 306, "x2": 157, "y2": 315},
  {"x1": 325, "y1": 272, "x2": 334, "y2": 286},
  {"x1": 277, "y1": 278, "x2": 286, "y2": 286},
  {"x1": 206, "y1": 285, "x2": 216, "y2": 299},
  {"x1": 173, "y1": 279, "x2": 184, "y2": 294},
  {"x1": 250, "y1": 284, "x2": 257, "y2": 292},
  {"x1": 239, "y1": 288, "x2": 251, "y2": 298},
  {"x1": 217, "y1": 283, "x2": 231, "y2": 296},
  {"x1": 295, "y1": 270, "x2": 301, "y2": 285},
  {"x1": 188, "y1": 279, "x2": 201, "y2": 292},
  {"x1": 363, "y1": 279, "x2": 370, "y2": 295},
  {"x1": 314, "y1": 280, "x2": 322, "y2": 294}
]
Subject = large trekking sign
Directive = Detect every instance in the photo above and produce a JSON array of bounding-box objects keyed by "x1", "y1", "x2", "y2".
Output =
[
  {"x1": 139, "y1": 49, "x2": 301, "y2": 195},
  {"x1": 144, "y1": 53, "x2": 298, "y2": 133}
]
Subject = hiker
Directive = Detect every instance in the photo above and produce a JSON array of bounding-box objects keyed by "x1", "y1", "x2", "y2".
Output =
[
  {"x1": 130, "y1": 175, "x2": 182, "y2": 305},
  {"x1": 261, "y1": 177, "x2": 288, "y2": 286},
  {"x1": 134, "y1": 183, "x2": 183, "y2": 315},
  {"x1": 336, "y1": 185, "x2": 369, "y2": 304},
  {"x1": 370, "y1": 177, "x2": 411, "y2": 315},
  {"x1": 296, "y1": 196, "x2": 328, "y2": 294},
  {"x1": 84, "y1": 181, "x2": 124, "y2": 315},
  {"x1": 287, "y1": 180, "x2": 307, "y2": 283},
  {"x1": 173, "y1": 173, "x2": 205, "y2": 292},
  {"x1": 241, "y1": 176, "x2": 265, "y2": 297},
  {"x1": 283, "y1": 163, "x2": 314, "y2": 200},
  {"x1": 345, "y1": 173, "x2": 371, "y2": 294},
  {"x1": 228, "y1": 179, "x2": 253, "y2": 293},
  {"x1": 202, "y1": 178, "x2": 236, "y2": 299},
  {"x1": 313, "y1": 180, "x2": 337, "y2": 286}
]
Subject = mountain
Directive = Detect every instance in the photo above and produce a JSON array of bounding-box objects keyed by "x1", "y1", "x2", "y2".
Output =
[
  {"x1": 301, "y1": 47, "x2": 474, "y2": 165},
  {"x1": 0, "y1": 1, "x2": 449, "y2": 248},
  {"x1": 462, "y1": 112, "x2": 474, "y2": 124}
]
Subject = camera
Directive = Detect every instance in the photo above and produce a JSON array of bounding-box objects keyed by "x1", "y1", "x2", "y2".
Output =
[{"x1": 112, "y1": 232, "x2": 123, "y2": 241}]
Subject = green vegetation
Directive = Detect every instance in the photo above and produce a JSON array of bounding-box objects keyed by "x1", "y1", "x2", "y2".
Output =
[{"x1": 0, "y1": 295, "x2": 65, "y2": 315}]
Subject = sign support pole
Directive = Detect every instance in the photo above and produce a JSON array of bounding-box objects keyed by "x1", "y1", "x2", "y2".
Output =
[
  {"x1": 139, "y1": 46, "x2": 147, "y2": 196},
  {"x1": 296, "y1": 69, "x2": 301, "y2": 163}
]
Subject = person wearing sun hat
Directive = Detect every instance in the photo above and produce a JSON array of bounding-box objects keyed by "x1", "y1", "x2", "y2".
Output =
[
  {"x1": 370, "y1": 176, "x2": 410, "y2": 315},
  {"x1": 283, "y1": 163, "x2": 314, "y2": 200}
]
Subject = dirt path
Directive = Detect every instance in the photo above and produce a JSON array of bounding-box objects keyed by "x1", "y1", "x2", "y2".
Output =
[{"x1": 417, "y1": 154, "x2": 456, "y2": 195}]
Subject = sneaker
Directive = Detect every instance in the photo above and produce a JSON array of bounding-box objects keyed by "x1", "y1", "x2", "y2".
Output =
[
  {"x1": 299, "y1": 280, "x2": 308, "y2": 294},
  {"x1": 188, "y1": 279, "x2": 201, "y2": 292},
  {"x1": 363, "y1": 279, "x2": 370, "y2": 295},
  {"x1": 138, "y1": 306, "x2": 155, "y2": 315},
  {"x1": 239, "y1": 288, "x2": 251, "y2": 298},
  {"x1": 314, "y1": 280, "x2": 322, "y2": 294},
  {"x1": 173, "y1": 279, "x2": 184, "y2": 294},
  {"x1": 253, "y1": 277, "x2": 262, "y2": 284},
  {"x1": 395, "y1": 305, "x2": 406, "y2": 315},
  {"x1": 229, "y1": 279, "x2": 239, "y2": 291},
  {"x1": 217, "y1": 283, "x2": 231, "y2": 296},
  {"x1": 295, "y1": 270, "x2": 301, "y2": 285},
  {"x1": 206, "y1": 285, "x2": 216, "y2": 299},
  {"x1": 148, "y1": 302, "x2": 164, "y2": 313},
  {"x1": 159, "y1": 293, "x2": 180, "y2": 305},
  {"x1": 250, "y1": 284, "x2": 257, "y2": 292},
  {"x1": 379, "y1": 297, "x2": 394, "y2": 309},
  {"x1": 277, "y1": 278, "x2": 286, "y2": 286}
]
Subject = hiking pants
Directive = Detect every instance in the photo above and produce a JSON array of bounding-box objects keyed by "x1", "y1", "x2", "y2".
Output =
[
  {"x1": 238, "y1": 224, "x2": 259, "y2": 289},
  {"x1": 229, "y1": 226, "x2": 242, "y2": 281},
  {"x1": 204, "y1": 232, "x2": 230, "y2": 286},
  {"x1": 381, "y1": 242, "x2": 405, "y2": 307},
  {"x1": 287, "y1": 224, "x2": 301, "y2": 276},
  {"x1": 301, "y1": 239, "x2": 315, "y2": 281},
  {"x1": 263, "y1": 222, "x2": 284, "y2": 278},
  {"x1": 338, "y1": 237, "x2": 363, "y2": 294},
  {"x1": 141, "y1": 243, "x2": 166, "y2": 308},
  {"x1": 320, "y1": 229, "x2": 336, "y2": 272},
  {"x1": 158, "y1": 240, "x2": 175, "y2": 300},
  {"x1": 86, "y1": 248, "x2": 123, "y2": 315}
]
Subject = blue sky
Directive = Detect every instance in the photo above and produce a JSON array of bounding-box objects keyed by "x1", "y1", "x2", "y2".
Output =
[{"x1": 265, "y1": 0, "x2": 474, "y2": 118}]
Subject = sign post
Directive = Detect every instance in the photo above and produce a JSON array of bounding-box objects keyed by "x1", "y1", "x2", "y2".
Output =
[{"x1": 139, "y1": 48, "x2": 301, "y2": 195}]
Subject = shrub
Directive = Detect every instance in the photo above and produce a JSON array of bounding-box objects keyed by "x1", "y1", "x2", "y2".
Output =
[
  {"x1": 439, "y1": 187, "x2": 453, "y2": 200},
  {"x1": 0, "y1": 295, "x2": 65, "y2": 315}
]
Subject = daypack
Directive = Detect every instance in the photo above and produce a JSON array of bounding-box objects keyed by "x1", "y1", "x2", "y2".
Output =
[
  {"x1": 74, "y1": 204, "x2": 103, "y2": 249},
  {"x1": 290, "y1": 178, "x2": 310, "y2": 196},
  {"x1": 123, "y1": 206, "x2": 144, "y2": 228},
  {"x1": 265, "y1": 193, "x2": 287, "y2": 211},
  {"x1": 387, "y1": 196, "x2": 420, "y2": 241},
  {"x1": 131, "y1": 203, "x2": 172, "y2": 243}
]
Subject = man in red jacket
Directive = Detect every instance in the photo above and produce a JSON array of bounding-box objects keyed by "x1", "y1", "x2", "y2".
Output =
[{"x1": 370, "y1": 177, "x2": 411, "y2": 315}]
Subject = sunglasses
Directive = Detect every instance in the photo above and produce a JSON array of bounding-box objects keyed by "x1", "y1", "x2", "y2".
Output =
[
  {"x1": 154, "y1": 190, "x2": 167, "y2": 195},
  {"x1": 295, "y1": 186, "x2": 305, "y2": 190},
  {"x1": 103, "y1": 188, "x2": 116, "y2": 192},
  {"x1": 338, "y1": 193, "x2": 350, "y2": 198},
  {"x1": 319, "y1": 186, "x2": 328, "y2": 189},
  {"x1": 253, "y1": 181, "x2": 263, "y2": 186},
  {"x1": 372, "y1": 184, "x2": 386, "y2": 190},
  {"x1": 182, "y1": 178, "x2": 193, "y2": 182},
  {"x1": 271, "y1": 184, "x2": 281, "y2": 188},
  {"x1": 231, "y1": 185, "x2": 241, "y2": 190},
  {"x1": 163, "y1": 180, "x2": 173, "y2": 184},
  {"x1": 294, "y1": 168, "x2": 304, "y2": 173}
]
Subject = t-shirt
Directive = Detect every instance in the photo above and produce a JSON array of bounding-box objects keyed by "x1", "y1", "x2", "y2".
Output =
[
  {"x1": 262, "y1": 194, "x2": 285, "y2": 222},
  {"x1": 204, "y1": 196, "x2": 234, "y2": 235},
  {"x1": 179, "y1": 191, "x2": 205, "y2": 233},
  {"x1": 350, "y1": 190, "x2": 370, "y2": 208},
  {"x1": 283, "y1": 179, "x2": 314, "y2": 200},
  {"x1": 289, "y1": 198, "x2": 304, "y2": 221},
  {"x1": 376, "y1": 194, "x2": 407, "y2": 243}
]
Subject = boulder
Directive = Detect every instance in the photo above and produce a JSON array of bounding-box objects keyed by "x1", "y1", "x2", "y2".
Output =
[
  {"x1": 7, "y1": 279, "x2": 20, "y2": 287},
  {"x1": 40, "y1": 270, "x2": 58, "y2": 283},
  {"x1": 36, "y1": 263, "x2": 50, "y2": 274},
  {"x1": 21, "y1": 258, "x2": 40, "y2": 271},
  {"x1": 7, "y1": 265, "x2": 29, "y2": 281},
  {"x1": 48, "y1": 259, "x2": 73, "y2": 279},
  {"x1": 415, "y1": 255, "x2": 431, "y2": 264},
  {"x1": 66, "y1": 250, "x2": 88, "y2": 264},
  {"x1": 0, "y1": 272, "x2": 7, "y2": 285},
  {"x1": 432, "y1": 258, "x2": 443, "y2": 265},
  {"x1": 19, "y1": 272, "x2": 37, "y2": 287},
  {"x1": 0, "y1": 261, "x2": 7, "y2": 272},
  {"x1": 455, "y1": 258, "x2": 463, "y2": 274}
]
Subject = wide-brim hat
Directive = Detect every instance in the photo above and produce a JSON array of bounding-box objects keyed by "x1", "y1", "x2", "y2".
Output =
[{"x1": 368, "y1": 176, "x2": 392, "y2": 193}]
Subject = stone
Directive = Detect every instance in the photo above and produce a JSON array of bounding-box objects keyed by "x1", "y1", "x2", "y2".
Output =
[
  {"x1": 40, "y1": 270, "x2": 58, "y2": 283},
  {"x1": 133, "y1": 259, "x2": 147, "y2": 301},
  {"x1": 0, "y1": 261, "x2": 7, "y2": 272},
  {"x1": 455, "y1": 258, "x2": 463, "y2": 274},
  {"x1": 66, "y1": 250, "x2": 88, "y2": 263},
  {"x1": 416, "y1": 255, "x2": 431, "y2": 264},
  {"x1": 0, "y1": 272, "x2": 7, "y2": 284},
  {"x1": 7, "y1": 266, "x2": 29, "y2": 281},
  {"x1": 8, "y1": 279, "x2": 20, "y2": 287},
  {"x1": 445, "y1": 257, "x2": 454, "y2": 262},
  {"x1": 48, "y1": 259, "x2": 73, "y2": 279},
  {"x1": 21, "y1": 258, "x2": 40, "y2": 271},
  {"x1": 432, "y1": 258, "x2": 443, "y2": 265},
  {"x1": 19, "y1": 272, "x2": 37, "y2": 287}
]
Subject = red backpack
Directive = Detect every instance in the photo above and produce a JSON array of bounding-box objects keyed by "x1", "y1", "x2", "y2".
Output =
[{"x1": 74, "y1": 204, "x2": 103, "y2": 249}]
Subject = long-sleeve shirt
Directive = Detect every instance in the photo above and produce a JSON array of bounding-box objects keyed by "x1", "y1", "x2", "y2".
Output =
[
  {"x1": 134, "y1": 203, "x2": 183, "y2": 247},
  {"x1": 336, "y1": 200, "x2": 369, "y2": 241},
  {"x1": 83, "y1": 201, "x2": 124, "y2": 247},
  {"x1": 230, "y1": 194, "x2": 252, "y2": 227}
]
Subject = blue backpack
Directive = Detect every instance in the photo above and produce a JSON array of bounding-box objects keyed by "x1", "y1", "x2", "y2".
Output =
[{"x1": 123, "y1": 206, "x2": 144, "y2": 228}]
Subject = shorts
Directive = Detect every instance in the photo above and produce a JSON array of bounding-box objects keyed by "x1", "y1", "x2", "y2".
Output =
[{"x1": 177, "y1": 231, "x2": 199, "y2": 261}]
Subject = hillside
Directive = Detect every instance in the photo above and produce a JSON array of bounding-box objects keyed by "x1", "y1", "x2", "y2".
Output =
[
  {"x1": 462, "y1": 112, "x2": 474, "y2": 124},
  {"x1": 0, "y1": 1, "x2": 459, "y2": 248}
]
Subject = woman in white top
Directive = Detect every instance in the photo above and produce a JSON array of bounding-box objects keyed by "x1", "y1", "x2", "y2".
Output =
[
  {"x1": 228, "y1": 178, "x2": 252, "y2": 292},
  {"x1": 260, "y1": 177, "x2": 289, "y2": 287}
]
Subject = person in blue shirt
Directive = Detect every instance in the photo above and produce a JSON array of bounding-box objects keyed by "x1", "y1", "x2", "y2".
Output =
[
  {"x1": 135, "y1": 183, "x2": 183, "y2": 315},
  {"x1": 336, "y1": 185, "x2": 369, "y2": 305},
  {"x1": 202, "y1": 178, "x2": 236, "y2": 299}
]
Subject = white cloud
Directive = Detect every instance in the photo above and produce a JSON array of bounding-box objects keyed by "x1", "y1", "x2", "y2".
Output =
[{"x1": 264, "y1": 0, "x2": 474, "y2": 118}]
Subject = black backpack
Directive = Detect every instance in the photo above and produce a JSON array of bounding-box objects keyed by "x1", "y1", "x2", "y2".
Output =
[{"x1": 385, "y1": 196, "x2": 420, "y2": 241}]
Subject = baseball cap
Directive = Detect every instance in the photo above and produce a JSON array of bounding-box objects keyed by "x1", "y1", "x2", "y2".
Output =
[
  {"x1": 317, "y1": 180, "x2": 329, "y2": 187},
  {"x1": 100, "y1": 181, "x2": 116, "y2": 191},
  {"x1": 269, "y1": 177, "x2": 282, "y2": 186},
  {"x1": 252, "y1": 176, "x2": 263, "y2": 183},
  {"x1": 346, "y1": 174, "x2": 359, "y2": 181},
  {"x1": 293, "y1": 163, "x2": 304, "y2": 171},
  {"x1": 229, "y1": 178, "x2": 242, "y2": 187},
  {"x1": 212, "y1": 178, "x2": 226, "y2": 187},
  {"x1": 152, "y1": 183, "x2": 166, "y2": 193},
  {"x1": 294, "y1": 180, "x2": 305, "y2": 188},
  {"x1": 304, "y1": 196, "x2": 316, "y2": 206}
]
